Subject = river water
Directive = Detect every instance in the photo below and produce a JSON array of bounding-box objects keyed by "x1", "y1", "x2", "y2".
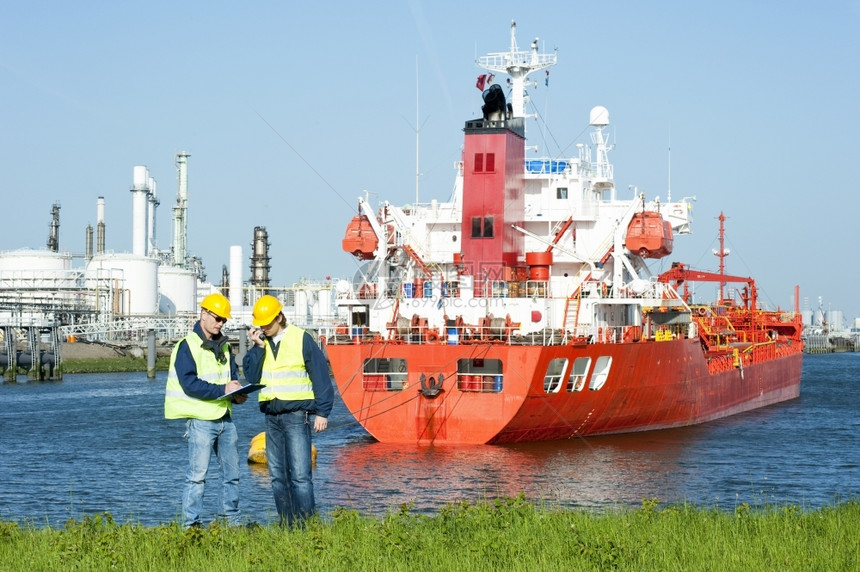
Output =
[{"x1": 1, "y1": 353, "x2": 858, "y2": 527}]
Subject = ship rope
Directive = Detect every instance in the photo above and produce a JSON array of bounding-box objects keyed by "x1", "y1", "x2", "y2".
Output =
[{"x1": 324, "y1": 392, "x2": 424, "y2": 432}]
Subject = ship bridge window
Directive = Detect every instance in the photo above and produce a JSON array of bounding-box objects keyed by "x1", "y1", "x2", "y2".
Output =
[
  {"x1": 471, "y1": 216, "x2": 494, "y2": 238},
  {"x1": 566, "y1": 357, "x2": 592, "y2": 392},
  {"x1": 457, "y1": 358, "x2": 503, "y2": 392},
  {"x1": 362, "y1": 357, "x2": 408, "y2": 392},
  {"x1": 544, "y1": 358, "x2": 567, "y2": 393},
  {"x1": 588, "y1": 356, "x2": 612, "y2": 391},
  {"x1": 556, "y1": 187, "x2": 568, "y2": 199}
]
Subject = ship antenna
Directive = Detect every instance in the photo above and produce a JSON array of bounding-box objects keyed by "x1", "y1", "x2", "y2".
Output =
[
  {"x1": 667, "y1": 128, "x2": 672, "y2": 202},
  {"x1": 403, "y1": 56, "x2": 428, "y2": 205},
  {"x1": 713, "y1": 212, "x2": 730, "y2": 302},
  {"x1": 415, "y1": 56, "x2": 421, "y2": 205}
]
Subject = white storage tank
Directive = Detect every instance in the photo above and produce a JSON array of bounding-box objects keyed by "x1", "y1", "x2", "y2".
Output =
[
  {"x1": 0, "y1": 248, "x2": 72, "y2": 272},
  {"x1": 0, "y1": 249, "x2": 76, "y2": 289},
  {"x1": 827, "y1": 309, "x2": 844, "y2": 330},
  {"x1": 158, "y1": 265, "x2": 197, "y2": 314},
  {"x1": 314, "y1": 288, "x2": 333, "y2": 322},
  {"x1": 86, "y1": 254, "x2": 159, "y2": 315},
  {"x1": 294, "y1": 289, "x2": 309, "y2": 324}
]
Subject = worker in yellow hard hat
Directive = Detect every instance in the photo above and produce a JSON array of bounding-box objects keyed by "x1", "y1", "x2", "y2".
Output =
[
  {"x1": 243, "y1": 294, "x2": 333, "y2": 527},
  {"x1": 164, "y1": 292, "x2": 249, "y2": 528}
]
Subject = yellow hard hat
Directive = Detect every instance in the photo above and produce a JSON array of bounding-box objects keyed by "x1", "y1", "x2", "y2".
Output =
[
  {"x1": 201, "y1": 292, "x2": 232, "y2": 319},
  {"x1": 252, "y1": 295, "x2": 283, "y2": 326}
]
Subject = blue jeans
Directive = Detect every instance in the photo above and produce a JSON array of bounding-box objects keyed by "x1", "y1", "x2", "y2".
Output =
[
  {"x1": 182, "y1": 417, "x2": 240, "y2": 528},
  {"x1": 265, "y1": 411, "x2": 315, "y2": 526}
]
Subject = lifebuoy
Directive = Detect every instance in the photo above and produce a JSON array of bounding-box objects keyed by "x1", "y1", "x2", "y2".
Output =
[
  {"x1": 697, "y1": 307, "x2": 707, "y2": 316},
  {"x1": 426, "y1": 330, "x2": 438, "y2": 343}
]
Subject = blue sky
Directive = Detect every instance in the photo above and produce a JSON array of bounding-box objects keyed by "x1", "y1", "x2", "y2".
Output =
[{"x1": 2, "y1": 1, "x2": 859, "y2": 323}]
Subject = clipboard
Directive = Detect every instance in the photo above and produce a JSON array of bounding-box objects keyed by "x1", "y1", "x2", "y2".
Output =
[{"x1": 221, "y1": 383, "x2": 265, "y2": 399}]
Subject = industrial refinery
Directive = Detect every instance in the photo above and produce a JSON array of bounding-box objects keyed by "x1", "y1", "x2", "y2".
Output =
[{"x1": 0, "y1": 153, "x2": 340, "y2": 381}]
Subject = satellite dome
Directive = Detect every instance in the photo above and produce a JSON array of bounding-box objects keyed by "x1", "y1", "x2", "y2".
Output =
[{"x1": 589, "y1": 106, "x2": 610, "y2": 127}]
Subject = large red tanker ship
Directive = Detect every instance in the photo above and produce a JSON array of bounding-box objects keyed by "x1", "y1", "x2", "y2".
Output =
[{"x1": 323, "y1": 22, "x2": 804, "y2": 445}]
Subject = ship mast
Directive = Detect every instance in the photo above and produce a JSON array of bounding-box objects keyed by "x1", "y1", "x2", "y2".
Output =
[
  {"x1": 476, "y1": 21, "x2": 556, "y2": 120},
  {"x1": 714, "y1": 212, "x2": 730, "y2": 301}
]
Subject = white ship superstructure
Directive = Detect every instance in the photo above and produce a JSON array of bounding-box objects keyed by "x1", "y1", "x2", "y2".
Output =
[{"x1": 338, "y1": 22, "x2": 694, "y2": 344}]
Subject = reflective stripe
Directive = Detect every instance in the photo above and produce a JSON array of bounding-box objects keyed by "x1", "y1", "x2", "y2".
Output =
[
  {"x1": 258, "y1": 324, "x2": 314, "y2": 402},
  {"x1": 260, "y1": 385, "x2": 315, "y2": 395},
  {"x1": 260, "y1": 370, "x2": 309, "y2": 379},
  {"x1": 164, "y1": 332, "x2": 232, "y2": 420}
]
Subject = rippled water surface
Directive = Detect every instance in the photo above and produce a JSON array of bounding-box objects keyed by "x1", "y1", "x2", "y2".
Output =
[{"x1": 1, "y1": 353, "x2": 858, "y2": 527}]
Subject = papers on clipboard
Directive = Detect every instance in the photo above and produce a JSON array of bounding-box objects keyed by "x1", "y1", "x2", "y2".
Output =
[{"x1": 221, "y1": 383, "x2": 265, "y2": 399}]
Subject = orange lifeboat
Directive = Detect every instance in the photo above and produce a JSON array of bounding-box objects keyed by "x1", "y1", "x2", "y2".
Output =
[
  {"x1": 625, "y1": 212, "x2": 673, "y2": 259},
  {"x1": 342, "y1": 215, "x2": 378, "y2": 260}
]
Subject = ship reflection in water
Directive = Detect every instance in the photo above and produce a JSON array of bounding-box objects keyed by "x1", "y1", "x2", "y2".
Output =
[{"x1": 323, "y1": 430, "x2": 702, "y2": 514}]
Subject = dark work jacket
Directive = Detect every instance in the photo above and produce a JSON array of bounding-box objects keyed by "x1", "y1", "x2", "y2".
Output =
[
  {"x1": 173, "y1": 322, "x2": 239, "y2": 401},
  {"x1": 242, "y1": 330, "x2": 334, "y2": 418}
]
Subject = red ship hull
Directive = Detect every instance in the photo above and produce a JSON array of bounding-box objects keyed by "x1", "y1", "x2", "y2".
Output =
[{"x1": 325, "y1": 337, "x2": 803, "y2": 445}]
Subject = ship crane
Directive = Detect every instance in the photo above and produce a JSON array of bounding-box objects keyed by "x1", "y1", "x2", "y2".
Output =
[
  {"x1": 658, "y1": 263, "x2": 757, "y2": 311},
  {"x1": 817, "y1": 297, "x2": 829, "y2": 335}
]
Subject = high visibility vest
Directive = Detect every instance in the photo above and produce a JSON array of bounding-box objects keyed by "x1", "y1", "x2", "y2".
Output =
[
  {"x1": 258, "y1": 324, "x2": 315, "y2": 402},
  {"x1": 164, "y1": 333, "x2": 232, "y2": 420}
]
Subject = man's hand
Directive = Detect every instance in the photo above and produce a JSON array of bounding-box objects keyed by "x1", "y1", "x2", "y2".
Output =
[
  {"x1": 224, "y1": 380, "x2": 248, "y2": 404},
  {"x1": 248, "y1": 328, "x2": 266, "y2": 348},
  {"x1": 313, "y1": 416, "x2": 328, "y2": 432}
]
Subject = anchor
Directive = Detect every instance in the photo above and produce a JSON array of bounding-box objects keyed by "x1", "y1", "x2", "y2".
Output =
[{"x1": 419, "y1": 372, "x2": 444, "y2": 398}]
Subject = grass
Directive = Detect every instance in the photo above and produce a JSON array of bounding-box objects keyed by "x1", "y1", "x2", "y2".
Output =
[
  {"x1": 59, "y1": 356, "x2": 171, "y2": 374},
  {"x1": 1, "y1": 496, "x2": 858, "y2": 571}
]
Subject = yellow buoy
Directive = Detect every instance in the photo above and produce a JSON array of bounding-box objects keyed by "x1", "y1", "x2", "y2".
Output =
[{"x1": 247, "y1": 431, "x2": 317, "y2": 467}]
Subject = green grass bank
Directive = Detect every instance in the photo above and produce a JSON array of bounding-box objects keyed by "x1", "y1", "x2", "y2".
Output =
[
  {"x1": 57, "y1": 341, "x2": 171, "y2": 374},
  {"x1": 2, "y1": 497, "x2": 858, "y2": 571}
]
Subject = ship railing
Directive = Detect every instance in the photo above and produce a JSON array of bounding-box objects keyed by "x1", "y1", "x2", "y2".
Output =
[
  {"x1": 477, "y1": 51, "x2": 557, "y2": 70},
  {"x1": 362, "y1": 370, "x2": 504, "y2": 394},
  {"x1": 585, "y1": 325, "x2": 630, "y2": 344},
  {"x1": 477, "y1": 280, "x2": 548, "y2": 299},
  {"x1": 525, "y1": 281, "x2": 549, "y2": 298}
]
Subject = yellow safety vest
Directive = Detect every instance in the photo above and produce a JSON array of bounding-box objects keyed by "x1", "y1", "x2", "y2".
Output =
[
  {"x1": 258, "y1": 324, "x2": 315, "y2": 402},
  {"x1": 164, "y1": 333, "x2": 232, "y2": 420}
]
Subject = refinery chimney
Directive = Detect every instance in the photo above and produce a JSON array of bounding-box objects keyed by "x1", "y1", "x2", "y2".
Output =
[
  {"x1": 96, "y1": 196, "x2": 106, "y2": 254},
  {"x1": 131, "y1": 166, "x2": 150, "y2": 257},
  {"x1": 147, "y1": 175, "x2": 159, "y2": 256},
  {"x1": 172, "y1": 152, "x2": 190, "y2": 267},
  {"x1": 250, "y1": 226, "x2": 271, "y2": 288},
  {"x1": 85, "y1": 225, "x2": 93, "y2": 260},
  {"x1": 47, "y1": 202, "x2": 60, "y2": 252}
]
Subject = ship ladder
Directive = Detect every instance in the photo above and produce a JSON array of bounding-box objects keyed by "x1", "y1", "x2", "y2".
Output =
[
  {"x1": 401, "y1": 244, "x2": 433, "y2": 279},
  {"x1": 563, "y1": 270, "x2": 592, "y2": 339}
]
